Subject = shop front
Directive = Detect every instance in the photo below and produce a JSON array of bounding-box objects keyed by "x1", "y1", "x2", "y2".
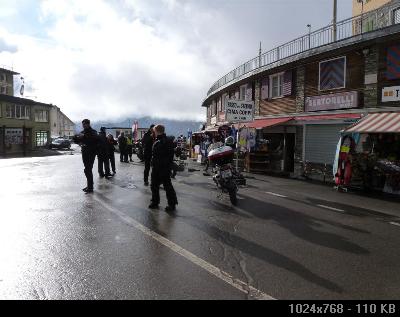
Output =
[
  {"x1": 336, "y1": 112, "x2": 400, "y2": 194},
  {"x1": 241, "y1": 117, "x2": 295, "y2": 174}
]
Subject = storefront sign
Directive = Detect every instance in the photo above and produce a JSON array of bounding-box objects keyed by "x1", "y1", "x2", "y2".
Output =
[
  {"x1": 225, "y1": 99, "x2": 254, "y2": 123},
  {"x1": 382, "y1": 86, "x2": 400, "y2": 102},
  {"x1": 305, "y1": 91, "x2": 358, "y2": 112},
  {"x1": 5, "y1": 128, "x2": 23, "y2": 145}
]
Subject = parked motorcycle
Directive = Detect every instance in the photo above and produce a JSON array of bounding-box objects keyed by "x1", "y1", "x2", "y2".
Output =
[{"x1": 208, "y1": 145, "x2": 238, "y2": 205}]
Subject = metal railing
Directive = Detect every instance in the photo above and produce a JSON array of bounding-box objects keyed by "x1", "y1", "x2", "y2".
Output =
[{"x1": 206, "y1": 0, "x2": 400, "y2": 97}]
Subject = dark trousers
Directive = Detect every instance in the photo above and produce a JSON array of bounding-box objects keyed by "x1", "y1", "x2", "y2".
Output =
[
  {"x1": 98, "y1": 153, "x2": 110, "y2": 176},
  {"x1": 82, "y1": 152, "x2": 96, "y2": 190},
  {"x1": 151, "y1": 171, "x2": 178, "y2": 206},
  {"x1": 120, "y1": 148, "x2": 128, "y2": 162},
  {"x1": 144, "y1": 159, "x2": 151, "y2": 182},
  {"x1": 109, "y1": 152, "x2": 116, "y2": 173},
  {"x1": 127, "y1": 145, "x2": 133, "y2": 160}
]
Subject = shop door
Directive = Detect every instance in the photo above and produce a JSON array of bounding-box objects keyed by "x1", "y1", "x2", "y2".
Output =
[
  {"x1": 305, "y1": 124, "x2": 348, "y2": 165},
  {"x1": 284, "y1": 134, "x2": 295, "y2": 172}
]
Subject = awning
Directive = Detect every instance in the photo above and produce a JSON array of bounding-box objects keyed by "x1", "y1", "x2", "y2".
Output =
[
  {"x1": 247, "y1": 117, "x2": 293, "y2": 129},
  {"x1": 295, "y1": 113, "x2": 362, "y2": 121},
  {"x1": 345, "y1": 112, "x2": 400, "y2": 133}
]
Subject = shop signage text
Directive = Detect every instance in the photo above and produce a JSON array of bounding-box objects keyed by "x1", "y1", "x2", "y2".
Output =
[
  {"x1": 382, "y1": 86, "x2": 400, "y2": 102},
  {"x1": 305, "y1": 91, "x2": 358, "y2": 112},
  {"x1": 225, "y1": 99, "x2": 255, "y2": 123}
]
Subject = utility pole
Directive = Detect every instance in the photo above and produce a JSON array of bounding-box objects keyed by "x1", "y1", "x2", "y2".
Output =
[{"x1": 333, "y1": 0, "x2": 337, "y2": 41}]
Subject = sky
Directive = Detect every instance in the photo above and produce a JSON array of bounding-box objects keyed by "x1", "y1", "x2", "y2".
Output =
[{"x1": 0, "y1": 0, "x2": 352, "y2": 122}]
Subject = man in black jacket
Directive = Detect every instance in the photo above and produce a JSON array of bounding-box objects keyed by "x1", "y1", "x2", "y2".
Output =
[
  {"x1": 73, "y1": 119, "x2": 100, "y2": 194},
  {"x1": 107, "y1": 134, "x2": 117, "y2": 175},
  {"x1": 98, "y1": 127, "x2": 111, "y2": 178},
  {"x1": 118, "y1": 132, "x2": 128, "y2": 163},
  {"x1": 149, "y1": 125, "x2": 178, "y2": 212},
  {"x1": 142, "y1": 124, "x2": 155, "y2": 186}
]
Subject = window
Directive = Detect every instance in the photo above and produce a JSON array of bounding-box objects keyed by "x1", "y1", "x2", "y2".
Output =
[
  {"x1": 394, "y1": 8, "x2": 400, "y2": 24},
  {"x1": 269, "y1": 73, "x2": 284, "y2": 98},
  {"x1": 35, "y1": 110, "x2": 49, "y2": 122},
  {"x1": 239, "y1": 85, "x2": 246, "y2": 100},
  {"x1": 0, "y1": 73, "x2": 5, "y2": 82},
  {"x1": 36, "y1": 131, "x2": 48, "y2": 147},
  {"x1": 6, "y1": 104, "x2": 30, "y2": 119},
  {"x1": 319, "y1": 56, "x2": 346, "y2": 91},
  {"x1": 0, "y1": 86, "x2": 6, "y2": 94}
]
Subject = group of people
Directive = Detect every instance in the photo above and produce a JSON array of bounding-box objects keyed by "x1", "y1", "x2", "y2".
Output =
[
  {"x1": 117, "y1": 132, "x2": 134, "y2": 163},
  {"x1": 74, "y1": 119, "x2": 178, "y2": 212}
]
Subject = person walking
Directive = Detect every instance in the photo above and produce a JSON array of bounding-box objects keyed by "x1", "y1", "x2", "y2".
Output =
[
  {"x1": 118, "y1": 132, "x2": 128, "y2": 163},
  {"x1": 107, "y1": 134, "x2": 117, "y2": 175},
  {"x1": 127, "y1": 135, "x2": 134, "y2": 162},
  {"x1": 73, "y1": 119, "x2": 100, "y2": 194},
  {"x1": 148, "y1": 125, "x2": 178, "y2": 212},
  {"x1": 98, "y1": 127, "x2": 112, "y2": 178},
  {"x1": 142, "y1": 124, "x2": 155, "y2": 186}
]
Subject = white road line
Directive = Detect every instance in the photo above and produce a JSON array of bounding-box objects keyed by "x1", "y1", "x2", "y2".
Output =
[
  {"x1": 265, "y1": 192, "x2": 287, "y2": 198},
  {"x1": 93, "y1": 196, "x2": 275, "y2": 300},
  {"x1": 317, "y1": 204, "x2": 345, "y2": 213},
  {"x1": 389, "y1": 222, "x2": 400, "y2": 227}
]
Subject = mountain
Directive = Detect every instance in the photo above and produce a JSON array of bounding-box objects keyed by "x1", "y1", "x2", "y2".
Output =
[{"x1": 75, "y1": 117, "x2": 204, "y2": 137}]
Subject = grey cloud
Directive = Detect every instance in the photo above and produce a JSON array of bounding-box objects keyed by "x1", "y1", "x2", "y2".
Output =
[{"x1": 0, "y1": 38, "x2": 17, "y2": 53}]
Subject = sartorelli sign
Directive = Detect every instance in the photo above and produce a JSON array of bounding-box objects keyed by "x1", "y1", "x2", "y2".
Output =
[
  {"x1": 382, "y1": 86, "x2": 400, "y2": 102},
  {"x1": 225, "y1": 99, "x2": 255, "y2": 123},
  {"x1": 305, "y1": 91, "x2": 358, "y2": 112}
]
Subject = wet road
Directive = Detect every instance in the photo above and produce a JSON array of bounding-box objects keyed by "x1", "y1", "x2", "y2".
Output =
[{"x1": 1, "y1": 150, "x2": 400, "y2": 299}]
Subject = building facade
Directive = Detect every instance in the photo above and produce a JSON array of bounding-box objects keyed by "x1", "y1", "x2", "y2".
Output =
[
  {"x1": 353, "y1": 0, "x2": 393, "y2": 16},
  {"x1": 202, "y1": 0, "x2": 400, "y2": 181},
  {"x1": 0, "y1": 67, "x2": 18, "y2": 96},
  {"x1": 49, "y1": 106, "x2": 76, "y2": 139},
  {"x1": 0, "y1": 94, "x2": 52, "y2": 155}
]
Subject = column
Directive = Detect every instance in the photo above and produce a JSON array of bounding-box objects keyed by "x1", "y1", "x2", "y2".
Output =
[
  {"x1": 295, "y1": 66, "x2": 306, "y2": 113},
  {"x1": 364, "y1": 45, "x2": 379, "y2": 108}
]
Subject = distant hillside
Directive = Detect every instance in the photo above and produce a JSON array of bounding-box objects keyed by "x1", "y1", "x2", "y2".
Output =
[{"x1": 75, "y1": 117, "x2": 204, "y2": 137}]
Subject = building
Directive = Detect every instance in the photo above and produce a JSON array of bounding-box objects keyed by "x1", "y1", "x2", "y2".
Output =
[
  {"x1": 353, "y1": 0, "x2": 393, "y2": 16},
  {"x1": 0, "y1": 94, "x2": 52, "y2": 155},
  {"x1": 49, "y1": 106, "x2": 76, "y2": 139},
  {"x1": 202, "y1": 0, "x2": 400, "y2": 181},
  {"x1": 106, "y1": 127, "x2": 147, "y2": 140},
  {"x1": 0, "y1": 67, "x2": 18, "y2": 96}
]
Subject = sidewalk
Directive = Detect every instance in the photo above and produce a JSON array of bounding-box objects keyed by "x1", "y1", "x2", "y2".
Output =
[
  {"x1": 187, "y1": 158, "x2": 400, "y2": 218},
  {"x1": 0, "y1": 148, "x2": 75, "y2": 159}
]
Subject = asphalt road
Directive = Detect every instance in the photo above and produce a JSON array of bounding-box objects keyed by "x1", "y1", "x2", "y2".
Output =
[{"x1": 1, "y1": 149, "x2": 400, "y2": 300}]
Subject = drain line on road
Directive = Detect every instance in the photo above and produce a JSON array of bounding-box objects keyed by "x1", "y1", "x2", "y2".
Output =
[{"x1": 92, "y1": 195, "x2": 275, "y2": 300}]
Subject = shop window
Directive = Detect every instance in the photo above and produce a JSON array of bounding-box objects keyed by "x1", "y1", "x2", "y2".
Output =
[
  {"x1": 270, "y1": 73, "x2": 284, "y2": 98},
  {"x1": 36, "y1": 131, "x2": 48, "y2": 147},
  {"x1": 35, "y1": 110, "x2": 49, "y2": 122},
  {"x1": 319, "y1": 56, "x2": 346, "y2": 91}
]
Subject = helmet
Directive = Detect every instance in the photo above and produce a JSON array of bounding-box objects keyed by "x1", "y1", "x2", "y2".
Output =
[{"x1": 225, "y1": 136, "x2": 235, "y2": 146}]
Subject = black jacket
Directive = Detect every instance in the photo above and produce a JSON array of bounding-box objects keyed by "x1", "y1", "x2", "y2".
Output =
[
  {"x1": 107, "y1": 138, "x2": 117, "y2": 155},
  {"x1": 118, "y1": 135, "x2": 127, "y2": 149},
  {"x1": 73, "y1": 127, "x2": 99, "y2": 155},
  {"x1": 98, "y1": 131, "x2": 108, "y2": 156},
  {"x1": 151, "y1": 133, "x2": 174, "y2": 174},
  {"x1": 142, "y1": 129, "x2": 154, "y2": 160}
]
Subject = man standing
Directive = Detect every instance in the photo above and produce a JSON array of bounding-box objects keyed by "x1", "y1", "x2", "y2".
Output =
[
  {"x1": 107, "y1": 134, "x2": 117, "y2": 175},
  {"x1": 142, "y1": 124, "x2": 155, "y2": 186},
  {"x1": 118, "y1": 132, "x2": 128, "y2": 163},
  {"x1": 126, "y1": 135, "x2": 134, "y2": 162},
  {"x1": 98, "y1": 127, "x2": 111, "y2": 178},
  {"x1": 73, "y1": 119, "x2": 100, "y2": 194},
  {"x1": 149, "y1": 125, "x2": 178, "y2": 212}
]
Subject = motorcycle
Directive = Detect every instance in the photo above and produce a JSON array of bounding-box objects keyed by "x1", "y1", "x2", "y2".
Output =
[{"x1": 208, "y1": 145, "x2": 238, "y2": 205}]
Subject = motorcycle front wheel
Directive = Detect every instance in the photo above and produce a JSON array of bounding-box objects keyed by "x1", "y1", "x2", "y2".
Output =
[{"x1": 229, "y1": 188, "x2": 237, "y2": 206}]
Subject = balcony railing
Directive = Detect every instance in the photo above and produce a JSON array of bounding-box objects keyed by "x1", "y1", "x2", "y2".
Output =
[{"x1": 206, "y1": 0, "x2": 400, "y2": 98}]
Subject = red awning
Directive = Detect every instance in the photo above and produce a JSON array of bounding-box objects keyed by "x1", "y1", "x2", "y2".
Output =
[
  {"x1": 345, "y1": 112, "x2": 400, "y2": 133},
  {"x1": 295, "y1": 113, "x2": 362, "y2": 121},
  {"x1": 247, "y1": 117, "x2": 294, "y2": 129}
]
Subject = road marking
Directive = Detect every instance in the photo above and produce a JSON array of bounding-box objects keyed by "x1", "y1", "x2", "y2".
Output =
[
  {"x1": 389, "y1": 222, "x2": 400, "y2": 227},
  {"x1": 317, "y1": 204, "x2": 345, "y2": 213},
  {"x1": 93, "y1": 196, "x2": 275, "y2": 300},
  {"x1": 265, "y1": 192, "x2": 287, "y2": 198}
]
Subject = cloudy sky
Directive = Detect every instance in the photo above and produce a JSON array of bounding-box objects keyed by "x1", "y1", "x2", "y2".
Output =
[{"x1": 0, "y1": 0, "x2": 352, "y2": 122}]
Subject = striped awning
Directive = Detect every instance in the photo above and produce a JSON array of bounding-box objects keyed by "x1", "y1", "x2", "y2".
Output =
[{"x1": 345, "y1": 112, "x2": 400, "y2": 133}]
